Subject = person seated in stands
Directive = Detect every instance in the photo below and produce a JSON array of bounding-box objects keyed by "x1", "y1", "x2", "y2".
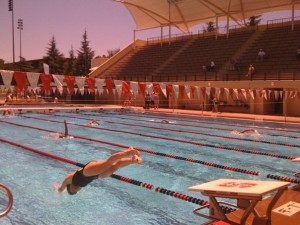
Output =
[
  {"x1": 296, "y1": 46, "x2": 300, "y2": 60},
  {"x1": 209, "y1": 61, "x2": 215, "y2": 71},
  {"x1": 229, "y1": 58, "x2": 236, "y2": 71},
  {"x1": 246, "y1": 64, "x2": 255, "y2": 77},
  {"x1": 257, "y1": 48, "x2": 266, "y2": 61},
  {"x1": 202, "y1": 65, "x2": 207, "y2": 73},
  {"x1": 86, "y1": 119, "x2": 100, "y2": 127}
]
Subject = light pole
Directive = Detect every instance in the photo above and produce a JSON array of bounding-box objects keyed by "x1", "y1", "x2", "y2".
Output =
[
  {"x1": 17, "y1": 19, "x2": 23, "y2": 60},
  {"x1": 8, "y1": 0, "x2": 15, "y2": 64}
]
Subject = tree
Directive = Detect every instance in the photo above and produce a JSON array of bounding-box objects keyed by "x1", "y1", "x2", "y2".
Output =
[
  {"x1": 204, "y1": 21, "x2": 215, "y2": 32},
  {"x1": 17, "y1": 57, "x2": 34, "y2": 72},
  {"x1": 247, "y1": 15, "x2": 262, "y2": 26},
  {"x1": 65, "y1": 46, "x2": 77, "y2": 75},
  {"x1": 0, "y1": 58, "x2": 4, "y2": 69},
  {"x1": 107, "y1": 48, "x2": 120, "y2": 58},
  {"x1": 75, "y1": 29, "x2": 95, "y2": 76},
  {"x1": 43, "y1": 36, "x2": 65, "y2": 74}
]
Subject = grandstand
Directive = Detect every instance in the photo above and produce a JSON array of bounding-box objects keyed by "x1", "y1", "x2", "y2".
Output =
[
  {"x1": 90, "y1": 20, "x2": 300, "y2": 82},
  {"x1": 89, "y1": 17, "x2": 300, "y2": 117}
]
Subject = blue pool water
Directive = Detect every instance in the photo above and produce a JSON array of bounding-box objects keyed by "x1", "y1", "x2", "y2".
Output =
[{"x1": 0, "y1": 110, "x2": 300, "y2": 225}]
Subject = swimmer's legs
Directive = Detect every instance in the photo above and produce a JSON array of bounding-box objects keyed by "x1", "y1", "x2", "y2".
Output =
[{"x1": 83, "y1": 147, "x2": 141, "y2": 176}]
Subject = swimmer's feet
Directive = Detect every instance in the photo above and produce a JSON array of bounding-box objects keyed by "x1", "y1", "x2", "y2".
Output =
[
  {"x1": 132, "y1": 155, "x2": 143, "y2": 164},
  {"x1": 125, "y1": 146, "x2": 140, "y2": 156}
]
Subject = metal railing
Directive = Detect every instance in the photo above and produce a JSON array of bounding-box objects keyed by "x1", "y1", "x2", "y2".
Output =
[{"x1": 0, "y1": 183, "x2": 13, "y2": 218}]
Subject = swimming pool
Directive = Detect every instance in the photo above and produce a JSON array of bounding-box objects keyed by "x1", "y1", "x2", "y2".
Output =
[{"x1": 1, "y1": 109, "x2": 300, "y2": 225}]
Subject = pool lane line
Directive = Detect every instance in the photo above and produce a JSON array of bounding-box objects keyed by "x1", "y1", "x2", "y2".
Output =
[
  {"x1": 52, "y1": 113, "x2": 300, "y2": 148},
  {"x1": 0, "y1": 119, "x2": 259, "y2": 176},
  {"x1": 15, "y1": 115, "x2": 297, "y2": 160},
  {"x1": 0, "y1": 137, "x2": 236, "y2": 213},
  {"x1": 95, "y1": 110, "x2": 300, "y2": 134},
  {"x1": 55, "y1": 112, "x2": 300, "y2": 140}
]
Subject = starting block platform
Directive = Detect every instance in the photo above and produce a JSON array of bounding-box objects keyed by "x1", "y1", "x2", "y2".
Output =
[{"x1": 188, "y1": 179, "x2": 290, "y2": 225}]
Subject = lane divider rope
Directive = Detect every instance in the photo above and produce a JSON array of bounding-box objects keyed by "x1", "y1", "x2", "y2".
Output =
[
  {"x1": 0, "y1": 137, "x2": 235, "y2": 214},
  {"x1": 17, "y1": 115, "x2": 297, "y2": 160},
  {"x1": 0, "y1": 119, "x2": 258, "y2": 175}
]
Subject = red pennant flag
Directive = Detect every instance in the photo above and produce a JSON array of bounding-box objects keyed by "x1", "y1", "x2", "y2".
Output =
[
  {"x1": 201, "y1": 87, "x2": 206, "y2": 98},
  {"x1": 190, "y1": 86, "x2": 196, "y2": 98},
  {"x1": 138, "y1": 82, "x2": 146, "y2": 97},
  {"x1": 13, "y1": 71, "x2": 27, "y2": 92},
  {"x1": 179, "y1": 85, "x2": 185, "y2": 98},
  {"x1": 229, "y1": 88, "x2": 234, "y2": 99},
  {"x1": 166, "y1": 84, "x2": 173, "y2": 97},
  {"x1": 86, "y1": 77, "x2": 96, "y2": 94},
  {"x1": 40, "y1": 74, "x2": 53, "y2": 94},
  {"x1": 122, "y1": 81, "x2": 130, "y2": 95},
  {"x1": 153, "y1": 83, "x2": 160, "y2": 94},
  {"x1": 64, "y1": 76, "x2": 76, "y2": 95},
  {"x1": 220, "y1": 88, "x2": 225, "y2": 99},
  {"x1": 105, "y1": 79, "x2": 114, "y2": 95}
]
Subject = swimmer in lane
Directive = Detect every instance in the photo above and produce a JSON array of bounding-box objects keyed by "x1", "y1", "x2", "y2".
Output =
[
  {"x1": 85, "y1": 119, "x2": 100, "y2": 127},
  {"x1": 57, "y1": 147, "x2": 143, "y2": 195},
  {"x1": 160, "y1": 119, "x2": 170, "y2": 124},
  {"x1": 59, "y1": 120, "x2": 69, "y2": 138},
  {"x1": 239, "y1": 129, "x2": 257, "y2": 134}
]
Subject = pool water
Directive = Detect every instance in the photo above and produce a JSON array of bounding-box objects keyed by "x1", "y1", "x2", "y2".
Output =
[{"x1": 0, "y1": 110, "x2": 300, "y2": 225}]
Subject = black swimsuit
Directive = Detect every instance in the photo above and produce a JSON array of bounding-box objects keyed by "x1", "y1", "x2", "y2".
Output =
[{"x1": 72, "y1": 162, "x2": 98, "y2": 187}]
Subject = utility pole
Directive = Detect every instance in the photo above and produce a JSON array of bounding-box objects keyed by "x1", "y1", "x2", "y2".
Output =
[
  {"x1": 17, "y1": 19, "x2": 23, "y2": 60},
  {"x1": 8, "y1": 0, "x2": 15, "y2": 64}
]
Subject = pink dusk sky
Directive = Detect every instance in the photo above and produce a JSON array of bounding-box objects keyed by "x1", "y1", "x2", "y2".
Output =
[{"x1": 1, "y1": 0, "x2": 299, "y2": 63}]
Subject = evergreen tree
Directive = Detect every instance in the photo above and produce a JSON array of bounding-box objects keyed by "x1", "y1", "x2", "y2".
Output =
[
  {"x1": 43, "y1": 36, "x2": 65, "y2": 74},
  {"x1": 17, "y1": 57, "x2": 34, "y2": 72},
  {"x1": 107, "y1": 48, "x2": 120, "y2": 58},
  {"x1": 76, "y1": 29, "x2": 95, "y2": 76},
  {"x1": 247, "y1": 15, "x2": 262, "y2": 26},
  {"x1": 204, "y1": 21, "x2": 215, "y2": 32},
  {"x1": 0, "y1": 58, "x2": 4, "y2": 70},
  {"x1": 65, "y1": 46, "x2": 77, "y2": 75}
]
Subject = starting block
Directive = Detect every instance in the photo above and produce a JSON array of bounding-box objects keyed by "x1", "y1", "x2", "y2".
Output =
[{"x1": 188, "y1": 179, "x2": 290, "y2": 225}]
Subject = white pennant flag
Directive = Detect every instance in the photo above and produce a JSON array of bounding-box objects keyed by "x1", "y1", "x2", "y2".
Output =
[
  {"x1": 224, "y1": 88, "x2": 229, "y2": 100},
  {"x1": 75, "y1": 77, "x2": 86, "y2": 95},
  {"x1": 215, "y1": 87, "x2": 220, "y2": 99},
  {"x1": 114, "y1": 80, "x2": 123, "y2": 97},
  {"x1": 26, "y1": 72, "x2": 40, "y2": 92},
  {"x1": 241, "y1": 89, "x2": 247, "y2": 100},
  {"x1": 52, "y1": 74, "x2": 64, "y2": 94},
  {"x1": 185, "y1": 85, "x2": 191, "y2": 99},
  {"x1": 249, "y1": 90, "x2": 255, "y2": 100},
  {"x1": 130, "y1": 81, "x2": 138, "y2": 97},
  {"x1": 0, "y1": 70, "x2": 14, "y2": 91},
  {"x1": 146, "y1": 82, "x2": 153, "y2": 94},
  {"x1": 196, "y1": 86, "x2": 201, "y2": 99},
  {"x1": 173, "y1": 85, "x2": 179, "y2": 100},
  {"x1": 95, "y1": 78, "x2": 105, "y2": 95},
  {"x1": 159, "y1": 83, "x2": 167, "y2": 97},
  {"x1": 206, "y1": 87, "x2": 211, "y2": 98}
]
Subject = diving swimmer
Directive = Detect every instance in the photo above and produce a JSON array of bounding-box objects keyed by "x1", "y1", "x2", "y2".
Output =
[{"x1": 57, "y1": 147, "x2": 143, "y2": 195}]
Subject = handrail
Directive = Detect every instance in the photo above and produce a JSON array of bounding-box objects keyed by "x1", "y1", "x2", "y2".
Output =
[{"x1": 0, "y1": 183, "x2": 13, "y2": 218}]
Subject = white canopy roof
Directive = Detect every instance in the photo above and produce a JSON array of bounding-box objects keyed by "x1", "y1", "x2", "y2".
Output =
[{"x1": 114, "y1": 0, "x2": 300, "y2": 32}]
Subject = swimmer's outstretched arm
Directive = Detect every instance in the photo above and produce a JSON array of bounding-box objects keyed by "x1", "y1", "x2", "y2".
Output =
[
  {"x1": 58, "y1": 172, "x2": 74, "y2": 192},
  {"x1": 64, "y1": 120, "x2": 68, "y2": 137}
]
